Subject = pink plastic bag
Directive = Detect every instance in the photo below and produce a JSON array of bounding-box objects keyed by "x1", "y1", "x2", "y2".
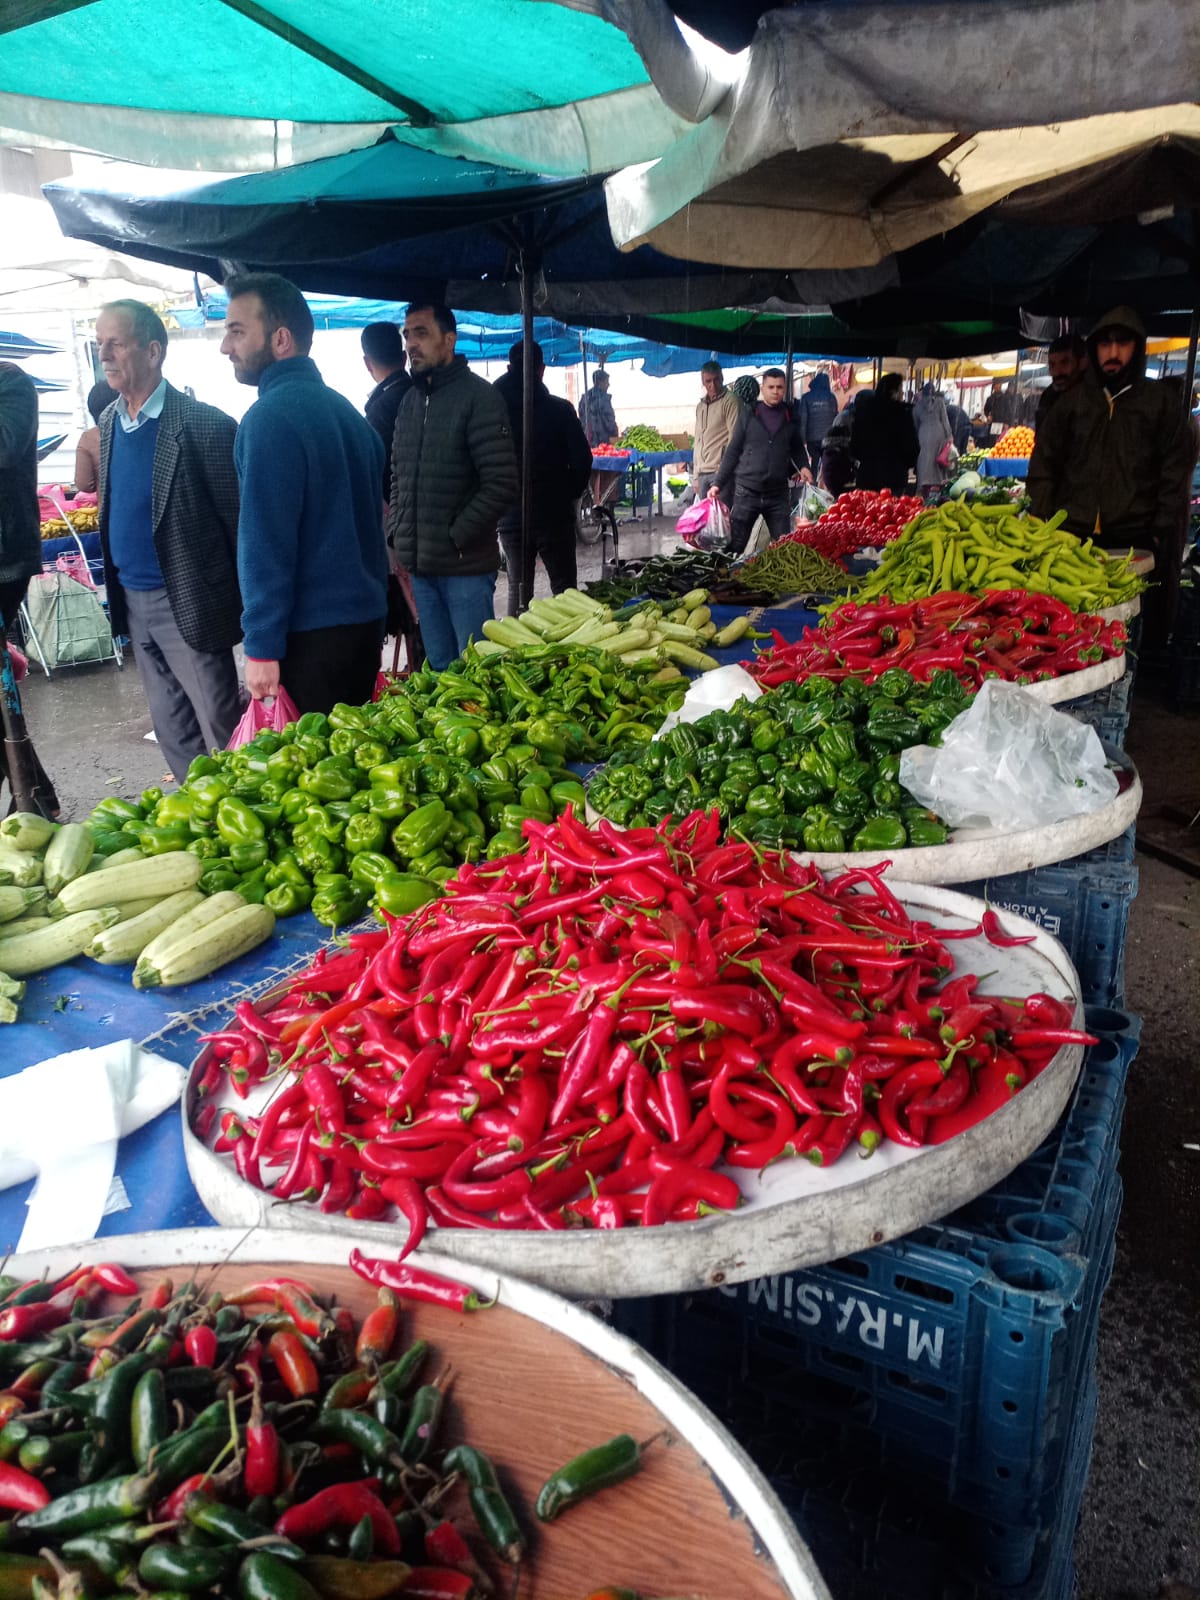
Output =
[
  {"x1": 677, "y1": 497, "x2": 731, "y2": 551},
  {"x1": 226, "y1": 686, "x2": 300, "y2": 749}
]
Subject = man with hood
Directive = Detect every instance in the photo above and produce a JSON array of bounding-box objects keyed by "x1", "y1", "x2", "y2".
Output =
[
  {"x1": 493, "y1": 341, "x2": 592, "y2": 615},
  {"x1": 1029, "y1": 306, "x2": 1194, "y2": 639},
  {"x1": 797, "y1": 371, "x2": 839, "y2": 480}
]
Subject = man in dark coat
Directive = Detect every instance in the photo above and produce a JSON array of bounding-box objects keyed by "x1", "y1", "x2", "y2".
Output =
[
  {"x1": 850, "y1": 373, "x2": 919, "y2": 495},
  {"x1": 1029, "y1": 306, "x2": 1196, "y2": 643},
  {"x1": 493, "y1": 341, "x2": 592, "y2": 614},
  {"x1": 387, "y1": 303, "x2": 517, "y2": 670},
  {"x1": 578, "y1": 369, "x2": 618, "y2": 449},
  {"x1": 709, "y1": 369, "x2": 812, "y2": 555},
  {"x1": 96, "y1": 299, "x2": 242, "y2": 781},
  {"x1": 361, "y1": 323, "x2": 411, "y2": 501},
  {"x1": 0, "y1": 361, "x2": 58, "y2": 815},
  {"x1": 1034, "y1": 334, "x2": 1087, "y2": 430},
  {"x1": 796, "y1": 371, "x2": 839, "y2": 480}
]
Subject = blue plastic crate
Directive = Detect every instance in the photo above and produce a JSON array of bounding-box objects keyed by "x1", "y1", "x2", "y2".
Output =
[
  {"x1": 611, "y1": 1019, "x2": 1137, "y2": 1521},
  {"x1": 772, "y1": 1374, "x2": 1097, "y2": 1600},
  {"x1": 955, "y1": 858, "x2": 1137, "y2": 1008}
]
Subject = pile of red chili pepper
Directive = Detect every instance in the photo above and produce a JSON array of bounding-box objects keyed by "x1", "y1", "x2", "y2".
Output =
[
  {"x1": 789, "y1": 489, "x2": 926, "y2": 561},
  {"x1": 194, "y1": 810, "x2": 1094, "y2": 1237},
  {"x1": 0, "y1": 1256, "x2": 652, "y2": 1598},
  {"x1": 750, "y1": 589, "x2": 1128, "y2": 691}
]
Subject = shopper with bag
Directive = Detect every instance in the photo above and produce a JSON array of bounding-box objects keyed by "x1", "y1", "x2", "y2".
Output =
[
  {"x1": 914, "y1": 381, "x2": 955, "y2": 495},
  {"x1": 95, "y1": 300, "x2": 243, "y2": 782},
  {"x1": 223, "y1": 274, "x2": 389, "y2": 715},
  {"x1": 851, "y1": 373, "x2": 919, "y2": 494},
  {"x1": 708, "y1": 369, "x2": 811, "y2": 555}
]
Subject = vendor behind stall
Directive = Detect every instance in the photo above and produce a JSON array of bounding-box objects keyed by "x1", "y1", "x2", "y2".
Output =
[{"x1": 1028, "y1": 305, "x2": 1196, "y2": 645}]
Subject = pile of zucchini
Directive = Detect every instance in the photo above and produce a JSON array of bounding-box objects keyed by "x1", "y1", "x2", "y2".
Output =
[
  {"x1": 0, "y1": 815, "x2": 276, "y2": 1018},
  {"x1": 479, "y1": 587, "x2": 751, "y2": 672}
]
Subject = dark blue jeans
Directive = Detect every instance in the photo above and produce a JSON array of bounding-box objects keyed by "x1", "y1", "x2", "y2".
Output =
[{"x1": 409, "y1": 573, "x2": 497, "y2": 670}]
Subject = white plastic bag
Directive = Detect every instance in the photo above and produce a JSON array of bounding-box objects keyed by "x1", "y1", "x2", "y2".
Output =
[
  {"x1": 794, "y1": 483, "x2": 834, "y2": 524},
  {"x1": 899, "y1": 679, "x2": 1119, "y2": 830},
  {"x1": 651, "y1": 664, "x2": 761, "y2": 742}
]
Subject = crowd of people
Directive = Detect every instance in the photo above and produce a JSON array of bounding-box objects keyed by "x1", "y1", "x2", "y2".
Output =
[{"x1": 0, "y1": 285, "x2": 1195, "y2": 812}]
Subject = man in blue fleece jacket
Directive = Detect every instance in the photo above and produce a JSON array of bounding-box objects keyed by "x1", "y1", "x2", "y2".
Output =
[{"x1": 221, "y1": 273, "x2": 388, "y2": 713}]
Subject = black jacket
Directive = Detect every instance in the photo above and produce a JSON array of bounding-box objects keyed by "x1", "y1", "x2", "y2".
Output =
[
  {"x1": 493, "y1": 368, "x2": 592, "y2": 534},
  {"x1": 387, "y1": 356, "x2": 517, "y2": 578},
  {"x1": 797, "y1": 376, "x2": 838, "y2": 452},
  {"x1": 365, "y1": 369, "x2": 412, "y2": 500},
  {"x1": 851, "y1": 392, "x2": 919, "y2": 493},
  {"x1": 715, "y1": 402, "x2": 808, "y2": 498},
  {"x1": 1028, "y1": 305, "x2": 1195, "y2": 551},
  {"x1": 0, "y1": 362, "x2": 42, "y2": 593},
  {"x1": 98, "y1": 383, "x2": 242, "y2": 652}
]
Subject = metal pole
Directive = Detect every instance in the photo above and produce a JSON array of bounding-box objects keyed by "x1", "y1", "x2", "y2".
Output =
[
  {"x1": 0, "y1": 628, "x2": 43, "y2": 816},
  {"x1": 517, "y1": 246, "x2": 536, "y2": 612},
  {"x1": 1183, "y1": 306, "x2": 1199, "y2": 415},
  {"x1": 785, "y1": 323, "x2": 795, "y2": 404},
  {"x1": 580, "y1": 330, "x2": 589, "y2": 406}
]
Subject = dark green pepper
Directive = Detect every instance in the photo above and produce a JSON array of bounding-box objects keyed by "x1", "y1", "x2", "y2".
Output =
[
  {"x1": 349, "y1": 851, "x2": 398, "y2": 890},
  {"x1": 199, "y1": 863, "x2": 240, "y2": 896},
  {"x1": 750, "y1": 715, "x2": 784, "y2": 753},
  {"x1": 345, "y1": 812, "x2": 389, "y2": 856},
  {"x1": 298, "y1": 758, "x2": 359, "y2": 803},
  {"x1": 853, "y1": 815, "x2": 909, "y2": 852},
  {"x1": 229, "y1": 840, "x2": 269, "y2": 874},
  {"x1": 312, "y1": 876, "x2": 370, "y2": 929},
  {"x1": 215, "y1": 796, "x2": 265, "y2": 847},
  {"x1": 391, "y1": 799, "x2": 452, "y2": 860},
  {"x1": 745, "y1": 784, "x2": 784, "y2": 818},
  {"x1": 265, "y1": 882, "x2": 313, "y2": 917},
  {"x1": 803, "y1": 815, "x2": 847, "y2": 853},
  {"x1": 133, "y1": 822, "x2": 191, "y2": 856}
]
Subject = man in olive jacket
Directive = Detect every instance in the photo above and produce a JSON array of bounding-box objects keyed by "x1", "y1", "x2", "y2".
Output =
[
  {"x1": 1029, "y1": 305, "x2": 1195, "y2": 643},
  {"x1": 387, "y1": 303, "x2": 517, "y2": 670}
]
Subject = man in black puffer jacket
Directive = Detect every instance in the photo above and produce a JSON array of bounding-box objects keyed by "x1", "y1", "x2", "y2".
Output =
[
  {"x1": 388, "y1": 303, "x2": 517, "y2": 669},
  {"x1": 709, "y1": 368, "x2": 812, "y2": 555}
]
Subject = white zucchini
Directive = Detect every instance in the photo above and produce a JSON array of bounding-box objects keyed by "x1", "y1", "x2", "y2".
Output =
[
  {"x1": 0, "y1": 915, "x2": 52, "y2": 939},
  {"x1": 0, "y1": 814, "x2": 57, "y2": 853},
  {"x1": 0, "y1": 887, "x2": 46, "y2": 923},
  {"x1": 134, "y1": 903, "x2": 275, "y2": 989},
  {"x1": 133, "y1": 891, "x2": 247, "y2": 977},
  {"x1": 0, "y1": 848, "x2": 44, "y2": 888},
  {"x1": 0, "y1": 908, "x2": 122, "y2": 976},
  {"x1": 55, "y1": 851, "x2": 202, "y2": 914},
  {"x1": 87, "y1": 847, "x2": 145, "y2": 873},
  {"x1": 88, "y1": 889, "x2": 207, "y2": 965},
  {"x1": 42, "y1": 824, "x2": 95, "y2": 895}
]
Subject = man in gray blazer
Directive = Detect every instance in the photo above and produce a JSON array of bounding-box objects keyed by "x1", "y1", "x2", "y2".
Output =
[{"x1": 96, "y1": 300, "x2": 243, "y2": 781}]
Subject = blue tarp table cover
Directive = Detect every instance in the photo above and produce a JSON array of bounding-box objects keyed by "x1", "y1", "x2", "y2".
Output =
[
  {"x1": 0, "y1": 600, "x2": 821, "y2": 1252},
  {"x1": 983, "y1": 457, "x2": 1030, "y2": 478}
]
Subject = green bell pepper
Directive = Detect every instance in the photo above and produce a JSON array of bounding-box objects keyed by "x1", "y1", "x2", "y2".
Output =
[
  {"x1": 750, "y1": 715, "x2": 784, "y2": 754},
  {"x1": 186, "y1": 835, "x2": 222, "y2": 860},
  {"x1": 215, "y1": 797, "x2": 265, "y2": 848},
  {"x1": 292, "y1": 827, "x2": 345, "y2": 876},
  {"x1": 904, "y1": 810, "x2": 950, "y2": 847},
  {"x1": 186, "y1": 755, "x2": 221, "y2": 780},
  {"x1": 134, "y1": 823, "x2": 191, "y2": 856},
  {"x1": 279, "y1": 788, "x2": 311, "y2": 825},
  {"x1": 803, "y1": 816, "x2": 847, "y2": 853},
  {"x1": 730, "y1": 814, "x2": 787, "y2": 849},
  {"x1": 139, "y1": 786, "x2": 164, "y2": 815},
  {"x1": 439, "y1": 724, "x2": 481, "y2": 763},
  {"x1": 349, "y1": 851, "x2": 397, "y2": 890},
  {"x1": 717, "y1": 776, "x2": 751, "y2": 811},
  {"x1": 666, "y1": 723, "x2": 704, "y2": 760},
  {"x1": 549, "y1": 780, "x2": 587, "y2": 812},
  {"x1": 345, "y1": 812, "x2": 389, "y2": 855},
  {"x1": 228, "y1": 840, "x2": 269, "y2": 874},
  {"x1": 237, "y1": 867, "x2": 271, "y2": 904},
  {"x1": 88, "y1": 796, "x2": 143, "y2": 833},
  {"x1": 874, "y1": 668, "x2": 916, "y2": 701},
  {"x1": 442, "y1": 772, "x2": 480, "y2": 814},
  {"x1": 155, "y1": 793, "x2": 195, "y2": 826},
  {"x1": 484, "y1": 829, "x2": 525, "y2": 861},
  {"x1": 374, "y1": 874, "x2": 440, "y2": 916},
  {"x1": 853, "y1": 815, "x2": 908, "y2": 852},
  {"x1": 391, "y1": 800, "x2": 452, "y2": 861},
  {"x1": 292, "y1": 732, "x2": 328, "y2": 768},
  {"x1": 366, "y1": 784, "x2": 414, "y2": 820},
  {"x1": 199, "y1": 863, "x2": 240, "y2": 895},
  {"x1": 817, "y1": 723, "x2": 858, "y2": 768},
  {"x1": 301, "y1": 803, "x2": 345, "y2": 843},
  {"x1": 265, "y1": 746, "x2": 306, "y2": 785},
  {"x1": 798, "y1": 750, "x2": 839, "y2": 793},
  {"x1": 353, "y1": 739, "x2": 391, "y2": 773},
  {"x1": 298, "y1": 758, "x2": 359, "y2": 803},
  {"x1": 265, "y1": 882, "x2": 313, "y2": 917},
  {"x1": 409, "y1": 847, "x2": 451, "y2": 876},
  {"x1": 725, "y1": 753, "x2": 761, "y2": 789},
  {"x1": 871, "y1": 779, "x2": 904, "y2": 811},
  {"x1": 779, "y1": 770, "x2": 825, "y2": 812},
  {"x1": 295, "y1": 712, "x2": 330, "y2": 738},
  {"x1": 311, "y1": 876, "x2": 369, "y2": 928},
  {"x1": 746, "y1": 784, "x2": 784, "y2": 818}
]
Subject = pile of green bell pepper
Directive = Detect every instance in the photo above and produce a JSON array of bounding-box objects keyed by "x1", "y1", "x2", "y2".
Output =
[
  {"x1": 83, "y1": 697, "x2": 597, "y2": 929},
  {"x1": 587, "y1": 668, "x2": 969, "y2": 852}
]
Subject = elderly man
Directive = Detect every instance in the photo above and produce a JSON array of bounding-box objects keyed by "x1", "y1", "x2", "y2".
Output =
[
  {"x1": 691, "y1": 361, "x2": 741, "y2": 502},
  {"x1": 94, "y1": 299, "x2": 242, "y2": 781},
  {"x1": 387, "y1": 302, "x2": 517, "y2": 670},
  {"x1": 222, "y1": 273, "x2": 388, "y2": 714}
]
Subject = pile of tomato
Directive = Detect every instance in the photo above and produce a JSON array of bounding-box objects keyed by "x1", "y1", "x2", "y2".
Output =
[
  {"x1": 788, "y1": 488, "x2": 926, "y2": 561},
  {"x1": 592, "y1": 445, "x2": 632, "y2": 459}
]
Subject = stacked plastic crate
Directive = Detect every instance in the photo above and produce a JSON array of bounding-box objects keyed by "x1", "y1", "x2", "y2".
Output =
[{"x1": 612, "y1": 1009, "x2": 1140, "y2": 1600}]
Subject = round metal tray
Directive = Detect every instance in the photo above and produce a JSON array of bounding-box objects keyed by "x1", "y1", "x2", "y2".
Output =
[
  {"x1": 5, "y1": 1231, "x2": 828, "y2": 1600},
  {"x1": 184, "y1": 886, "x2": 1085, "y2": 1300},
  {"x1": 1021, "y1": 652, "x2": 1125, "y2": 705}
]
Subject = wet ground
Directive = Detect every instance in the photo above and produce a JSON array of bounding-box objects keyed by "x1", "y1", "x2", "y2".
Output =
[{"x1": 7, "y1": 516, "x2": 1199, "y2": 1598}]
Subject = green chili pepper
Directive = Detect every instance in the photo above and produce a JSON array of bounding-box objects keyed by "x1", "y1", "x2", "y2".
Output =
[
  {"x1": 129, "y1": 1367, "x2": 168, "y2": 1469},
  {"x1": 398, "y1": 1384, "x2": 444, "y2": 1465},
  {"x1": 442, "y1": 1444, "x2": 525, "y2": 1564},
  {"x1": 534, "y1": 1433, "x2": 644, "y2": 1523}
]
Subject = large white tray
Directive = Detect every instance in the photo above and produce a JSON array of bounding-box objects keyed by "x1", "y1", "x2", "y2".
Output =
[
  {"x1": 6, "y1": 1231, "x2": 828, "y2": 1600},
  {"x1": 185, "y1": 886, "x2": 1085, "y2": 1300},
  {"x1": 797, "y1": 753, "x2": 1140, "y2": 885},
  {"x1": 1021, "y1": 652, "x2": 1125, "y2": 705}
]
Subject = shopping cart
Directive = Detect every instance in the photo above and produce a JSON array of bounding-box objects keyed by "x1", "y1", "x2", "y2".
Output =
[{"x1": 19, "y1": 492, "x2": 123, "y2": 677}]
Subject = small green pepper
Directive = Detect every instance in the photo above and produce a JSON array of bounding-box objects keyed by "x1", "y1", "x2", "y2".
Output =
[
  {"x1": 374, "y1": 874, "x2": 439, "y2": 917},
  {"x1": 265, "y1": 882, "x2": 313, "y2": 918}
]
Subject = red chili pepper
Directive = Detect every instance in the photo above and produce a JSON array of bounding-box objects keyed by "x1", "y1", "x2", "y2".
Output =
[
  {"x1": 244, "y1": 1383, "x2": 279, "y2": 1497},
  {"x1": 349, "y1": 1250, "x2": 490, "y2": 1312},
  {"x1": 424, "y1": 1521, "x2": 474, "y2": 1569},
  {"x1": 0, "y1": 1303, "x2": 68, "y2": 1342},
  {"x1": 642, "y1": 1160, "x2": 740, "y2": 1226},
  {"x1": 266, "y1": 1330, "x2": 320, "y2": 1398},
  {"x1": 274, "y1": 1284, "x2": 333, "y2": 1341},
  {"x1": 981, "y1": 909, "x2": 1038, "y2": 948},
  {"x1": 276, "y1": 1480, "x2": 401, "y2": 1554},
  {"x1": 879, "y1": 1060, "x2": 945, "y2": 1147},
  {"x1": 0, "y1": 1461, "x2": 50, "y2": 1513},
  {"x1": 402, "y1": 1570, "x2": 475, "y2": 1600},
  {"x1": 183, "y1": 1325, "x2": 218, "y2": 1368},
  {"x1": 356, "y1": 1289, "x2": 400, "y2": 1368}
]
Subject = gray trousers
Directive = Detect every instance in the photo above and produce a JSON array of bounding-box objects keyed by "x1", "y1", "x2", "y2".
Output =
[{"x1": 124, "y1": 587, "x2": 242, "y2": 782}]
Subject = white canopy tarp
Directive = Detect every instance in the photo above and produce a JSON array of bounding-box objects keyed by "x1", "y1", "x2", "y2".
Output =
[{"x1": 604, "y1": 0, "x2": 1200, "y2": 267}]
